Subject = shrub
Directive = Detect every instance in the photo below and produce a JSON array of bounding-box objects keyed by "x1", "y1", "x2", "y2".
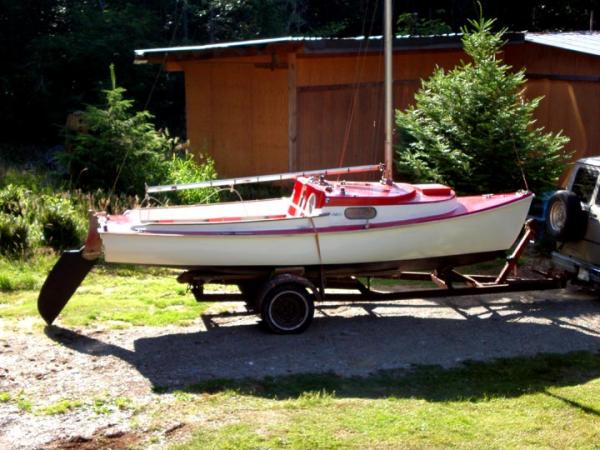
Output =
[
  {"x1": 60, "y1": 65, "x2": 177, "y2": 196},
  {"x1": 0, "y1": 167, "x2": 54, "y2": 192},
  {"x1": 0, "y1": 213, "x2": 29, "y2": 256},
  {"x1": 163, "y1": 152, "x2": 219, "y2": 205},
  {"x1": 39, "y1": 197, "x2": 85, "y2": 251},
  {"x1": 0, "y1": 184, "x2": 29, "y2": 217},
  {"x1": 395, "y1": 17, "x2": 570, "y2": 194}
]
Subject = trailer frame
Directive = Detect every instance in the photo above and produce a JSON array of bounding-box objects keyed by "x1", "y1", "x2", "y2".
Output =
[{"x1": 177, "y1": 220, "x2": 567, "y2": 333}]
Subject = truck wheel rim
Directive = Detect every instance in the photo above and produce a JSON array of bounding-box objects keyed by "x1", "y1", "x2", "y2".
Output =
[
  {"x1": 549, "y1": 201, "x2": 567, "y2": 233},
  {"x1": 268, "y1": 290, "x2": 309, "y2": 331}
]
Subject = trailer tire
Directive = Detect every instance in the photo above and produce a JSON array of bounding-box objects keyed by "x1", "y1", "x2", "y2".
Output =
[
  {"x1": 545, "y1": 190, "x2": 588, "y2": 241},
  {"x1": 258, "y1": 275, "x2": 317, "y2": 334}
]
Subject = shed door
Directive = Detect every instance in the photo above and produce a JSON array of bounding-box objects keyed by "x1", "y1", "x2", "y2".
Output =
[{"x1": 295, "y1": 82, "x2": 417, "y2": 173}]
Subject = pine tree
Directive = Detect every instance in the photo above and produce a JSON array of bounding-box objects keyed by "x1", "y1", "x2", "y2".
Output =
[{"x1": 395, "y1": 18, "x2": 570, "y2": 194}]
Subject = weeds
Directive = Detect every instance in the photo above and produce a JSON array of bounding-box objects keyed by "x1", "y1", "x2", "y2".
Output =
[{"x1": 39, "y1": 399, "x2": 83, "y2": 415}]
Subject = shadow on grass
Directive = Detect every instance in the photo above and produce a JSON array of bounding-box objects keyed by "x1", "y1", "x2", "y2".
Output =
[{"x1": 44, "y1": 291, "x2": 600, "y2": 407}]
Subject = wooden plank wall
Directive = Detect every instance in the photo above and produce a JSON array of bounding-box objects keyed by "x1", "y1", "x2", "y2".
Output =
[
  {"x1": 294, "y1": 50, "x2": 464, "y2": 171},
  {"x1": 296, "y1": 81, "x2": 418, "y2": 170},
  {"x1": 183, "y1": 57, "x2": 288, "y2": 177},
  {"x1": 178, "y1": 41, "x2": 599, "y2": 178},
  {"x1": 294, "y1": 44, "x2": 600, "y2": 174},
  {"x1": 505, "y1": 43, "x2": 600, "y2": 163}
]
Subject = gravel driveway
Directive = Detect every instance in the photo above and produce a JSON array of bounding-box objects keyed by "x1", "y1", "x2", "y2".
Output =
[{"x1": 1, "y1": 287, "x2": 599, "y2": 449}]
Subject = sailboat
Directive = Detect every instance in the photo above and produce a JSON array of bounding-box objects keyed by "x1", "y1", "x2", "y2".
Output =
[{"x1": 38, "y1": 0, "x2": 534, "y2": 333}]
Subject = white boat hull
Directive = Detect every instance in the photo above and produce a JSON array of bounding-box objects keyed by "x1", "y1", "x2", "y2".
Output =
[{"x1": 100, "y1": 194, "x2": 532, "y2": 268}]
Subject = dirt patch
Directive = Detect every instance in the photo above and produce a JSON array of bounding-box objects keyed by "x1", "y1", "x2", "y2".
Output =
[
  {"x1": 1, "y1": 286, "x2": 599, "y2": 449},
  {"x1": 46, "y1": 428, "x2": 141, "y2": 450}
]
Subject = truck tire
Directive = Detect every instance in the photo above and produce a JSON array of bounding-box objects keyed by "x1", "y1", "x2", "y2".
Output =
[{"x1": 545, "y1": 190, "x2": 588, "y2": 241}]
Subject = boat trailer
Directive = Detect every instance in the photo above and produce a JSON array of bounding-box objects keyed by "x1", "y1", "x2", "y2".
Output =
[
  {"x1": 173, "y1": 220, "x2": 566, "y2": 333},
  {"x1": 38, "y1": 220, "x2": 566, "y2": 334}
]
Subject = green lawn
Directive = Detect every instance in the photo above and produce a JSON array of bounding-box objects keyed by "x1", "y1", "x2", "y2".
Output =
[
  {"x1": 171, "y1": 352, "x2": 600, "y2": 449},
  {"x1": 0, "y1": 253, "x2": 215, "y2": 327}
]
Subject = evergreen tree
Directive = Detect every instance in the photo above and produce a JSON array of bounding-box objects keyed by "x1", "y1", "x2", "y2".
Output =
[
  {"x1": 395, "y1": 17, "x2": 570, "y2": 194},
  {"x1": 61, "y1": 66, "x2": 176, "y2": 195}
]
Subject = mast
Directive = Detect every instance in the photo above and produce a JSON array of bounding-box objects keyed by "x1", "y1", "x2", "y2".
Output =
[{"x1": 383, "y1": 0, "x2": 394, "y2": 181}]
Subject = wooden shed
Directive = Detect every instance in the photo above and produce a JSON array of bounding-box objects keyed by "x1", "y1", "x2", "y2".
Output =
[{"x1": 135, "y1": 32, "x2": 600, "y2": 177}]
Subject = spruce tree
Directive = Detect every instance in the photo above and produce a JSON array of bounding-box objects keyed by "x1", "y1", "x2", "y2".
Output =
[{"x1": 395, "y1": 18, "x2": 570, "y2": 194}]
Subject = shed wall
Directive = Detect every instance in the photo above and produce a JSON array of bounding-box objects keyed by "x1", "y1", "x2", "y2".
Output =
[
  {"x1": 505, "y1": 43, "x2": 600, "y2": 163},
  {"x1": 183, "y1": 57, "x2": 288, "y2": 177},
  {"x1": 180, "y1": 41, "x2": 600, "y2": 179},
  {"x1": 294, "y1": 50, "x2": 464, "y2": 171}
]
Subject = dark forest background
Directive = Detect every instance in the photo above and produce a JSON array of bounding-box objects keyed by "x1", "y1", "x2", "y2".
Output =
[{"x1": 1, "y1": 0, "x2": 597, "y2": 153}]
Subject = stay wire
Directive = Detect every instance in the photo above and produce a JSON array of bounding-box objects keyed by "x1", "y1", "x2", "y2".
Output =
[
  {"x1": 336, "y1": 0, "x2": 380, "y2": 173},
  {"x1": 109, "y1": 1, "x2": 186, "y2": 200}
]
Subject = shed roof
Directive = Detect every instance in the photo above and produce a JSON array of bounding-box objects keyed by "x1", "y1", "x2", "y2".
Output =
[
  {"x1": 524, "y1": 32, "x2": 600, "y2": 56},
  {"x1": 135, "y1": 31, "x2": 600, "y2": 63},
  {"x1": 134, "y1": 33, "x2": 500, "y2": 62}
]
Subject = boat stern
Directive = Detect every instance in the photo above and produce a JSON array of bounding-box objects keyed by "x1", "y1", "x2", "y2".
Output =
[{"x1": 82, "y1": 210, "x2": 105, "y2": 260}]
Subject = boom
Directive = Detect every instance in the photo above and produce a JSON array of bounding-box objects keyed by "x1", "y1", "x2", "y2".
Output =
[{"x1": 146, "y1": 163, "x2": 383, "y2": 194}]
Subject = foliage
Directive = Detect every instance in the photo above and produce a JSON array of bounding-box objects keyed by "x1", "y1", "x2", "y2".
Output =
[
  {"x1": 40, "y1": 196, "x2": 86, "y2": 251},
  {"x1": 60, "y1": 66, "x2": 218, "y2": 199},
  {"x1": 0, "y1": 184, "x2": 33, "y2": 255},
  {"x1": 0, "y1": 153, "x2": 217, "y2": 259},
  {"x1": 396, "y1": 12, "x2": 452, "y2": 35},
  {"x1": 0, "y1": 177, "x2": 86, "y2": 255},
  {"x1": 0, "y1": 213, "x2": 29, "y2": 256},
  {"x1": 163, "y1": 151, "x2": 219, "y2": 205},
  {"x1": 0, "y1": 184, "x2": 29, "y2": 217},
  {"x1": 395, "y1": 18, "x2": 570, "y2": 194},
  {"x1": 61, "y1": 66, "x2": 178, "y2": 196}
]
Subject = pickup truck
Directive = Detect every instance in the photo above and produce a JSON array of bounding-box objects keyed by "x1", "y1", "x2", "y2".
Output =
[{"x1": 546, "y1": 157, "x2": 600, "y2": 289}]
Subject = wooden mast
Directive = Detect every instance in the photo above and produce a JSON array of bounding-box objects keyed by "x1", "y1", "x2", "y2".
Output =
[{"x1": 383, "y1": 0, "x2": 394, "y2": 181}]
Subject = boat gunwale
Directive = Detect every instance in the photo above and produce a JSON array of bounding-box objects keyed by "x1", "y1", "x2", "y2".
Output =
[
  {"x1": 134, "y1": 191, "x2": 459, "y2": 226},
  {"x1": 101, "y1": 192, "x2": 533, "y2": 238}
]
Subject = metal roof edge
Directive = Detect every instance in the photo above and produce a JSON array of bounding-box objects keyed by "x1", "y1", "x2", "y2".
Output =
[
  {"x1": 134, "y1": 32, "x2": 526, "y2": 61},
  {"x1": 524, "y1": 32, "x2": 600, "y2": 56},
  {"x1": 134, "y1": 36, "x2": 303, "y2": 57}
]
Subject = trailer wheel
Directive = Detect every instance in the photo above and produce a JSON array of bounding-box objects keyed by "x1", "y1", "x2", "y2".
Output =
[
  {"x1": 260, "y1": 284, "x2": 314, "y2": 334},
  {"x1": 546, "y1": 190, "x2": 587, "y2": 241}
]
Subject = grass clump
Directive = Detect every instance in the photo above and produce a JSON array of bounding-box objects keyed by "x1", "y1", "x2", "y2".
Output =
[
  {"x1": 93, "y1": 398, "x2": 112, "y2": 415},
  {"x1": 0, "y1": 251, "x2": 55, "y2": 292},
  {"x1": 38, "y1": 399, "x2": 83, "y2": 415},
  {"x1": 16, "y1": 394, "x2": 32, "y2": 413},
  {"x1": 0, "y1": 392, "x2": 11, "y2": 402},
  {"x1": 0, "y1": 255, "x2": 212, "y2": 326}
]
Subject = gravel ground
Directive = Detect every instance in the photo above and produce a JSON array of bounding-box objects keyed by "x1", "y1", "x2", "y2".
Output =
[{"x1": 1, "y1": 287, "x2": 599, "y2": 449}]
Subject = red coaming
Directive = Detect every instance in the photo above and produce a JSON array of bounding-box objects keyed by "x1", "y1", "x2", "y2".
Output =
[{"x1": 288, "y1": 178, "x2": 455, "y2": 214}]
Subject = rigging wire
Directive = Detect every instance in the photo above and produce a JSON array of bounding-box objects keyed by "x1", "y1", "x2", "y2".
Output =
[
  {"x1": 109, "y1": 0, "x2": 186, "y2": 200},
  {"x1": 336, "y1": 0, "x2": 380, "y2": 173},
  {"x1": 144, "y1": 0, "x2": 186, "y2": 111}
]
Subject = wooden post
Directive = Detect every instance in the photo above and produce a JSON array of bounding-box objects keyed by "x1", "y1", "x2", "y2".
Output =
[{"x1": 288, "y1": 52, "x2": 298, "y2": 171}]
